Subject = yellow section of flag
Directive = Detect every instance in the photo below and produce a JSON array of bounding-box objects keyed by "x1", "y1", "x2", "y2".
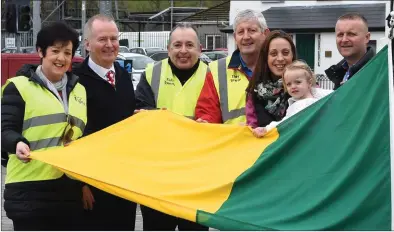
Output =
[{"x1": 30, "y1": 110, "x2": 279, "y2": 221}]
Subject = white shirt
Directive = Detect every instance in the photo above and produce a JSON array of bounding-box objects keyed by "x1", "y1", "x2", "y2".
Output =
[
  {"x1": 88, "y1": 57, "x2": 116, "y2": 84},
  {"x1": 265, "y1": 88, "x2": 334, "y2": 131}
]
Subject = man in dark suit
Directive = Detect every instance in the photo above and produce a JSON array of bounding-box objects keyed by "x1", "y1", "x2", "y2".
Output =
[{"x1": 73, "y1": 14, "x2": 137, "y2": 231}]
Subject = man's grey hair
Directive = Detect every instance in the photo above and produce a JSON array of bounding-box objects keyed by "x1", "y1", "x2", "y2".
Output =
[
  {"x1": 168, "y1": 22, "x2": 200, "y2": 45},
  {"x1": 84, "y1": 14, "x2": 117, "y2": 40},
  {"x1": 233, "y1": 9, "x2": 268, "y2": 32}
]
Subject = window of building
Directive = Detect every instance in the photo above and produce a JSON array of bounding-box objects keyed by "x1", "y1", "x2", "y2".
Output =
[{"x1": 206, "y1": 35, "x2": 222, "y2": 50}]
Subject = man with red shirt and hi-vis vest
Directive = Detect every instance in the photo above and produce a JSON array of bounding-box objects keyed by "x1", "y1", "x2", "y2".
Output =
[{"x1": 195, "y1": 9, "x2": 270, "y2": 124}]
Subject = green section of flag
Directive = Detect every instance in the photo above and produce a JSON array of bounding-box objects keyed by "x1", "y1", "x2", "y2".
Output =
[{"x1": 197, "y1": 46, "x2": 390, "y2": 230}]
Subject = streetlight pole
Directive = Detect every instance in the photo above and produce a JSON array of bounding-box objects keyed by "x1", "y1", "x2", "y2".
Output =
[
  {"x1": 32, "y1": 0, "x2": 41, "y2": 47},
  {"x1": 99, "y1": 1, "x2": 112, "y2": 17},
  {"x1": 170, "y1": 0, "x2": 173, "y2": 29},
  {"x1": 81, "y1": 0, "x2": 86, "y2": 57}
]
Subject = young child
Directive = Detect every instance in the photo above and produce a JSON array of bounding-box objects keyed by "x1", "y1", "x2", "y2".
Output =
[{"x1": 253, "y1": 60, "x2": 333, "y2": 137}]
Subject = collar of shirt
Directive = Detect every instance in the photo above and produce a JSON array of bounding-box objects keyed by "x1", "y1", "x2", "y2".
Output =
[
  {"x1": 341, "y1": 60, "x2": 351, "y2": 82},
  {"x1": 239, "y1": 55, "x2": 253, "y2": 78},
  {"x1": 342, "y1": 60, "x2": 349, "y2": 71},
  {"x1": 88, "y1": 57, "x2": 116, "y2": 81}
]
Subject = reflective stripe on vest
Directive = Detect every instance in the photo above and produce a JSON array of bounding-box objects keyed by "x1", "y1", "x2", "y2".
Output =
[
  {"x1": 3, "y1": 76, "x2": 87, "y2": 184},
  {"x1": 23, "y1": 113, "x2": 85, "y2": 134},
  {"x1": 147, "y1": 59, "x2": 208, "y2": 118},
  {"x1": 211, "y1": 57, "x2": 248, "y2": 124},
  {"x1": 22, "y1": 114, "x2": 86, "y2": 151},
  {"x1": 217, "y1": 58, "x2": 246, "y2": 123},
  {"x1": 151, "y1": 61, "x2": 162, "y2": 104}
]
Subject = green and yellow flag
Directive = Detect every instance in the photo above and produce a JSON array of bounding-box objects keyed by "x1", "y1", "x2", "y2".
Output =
[{"x1": 31, "y1": 46, "x2": 391, "y2": 230}]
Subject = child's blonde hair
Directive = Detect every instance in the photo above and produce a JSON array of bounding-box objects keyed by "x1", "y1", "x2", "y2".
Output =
[{"x1": 282, "y1": 60, "x2": 317, "y2": 92}]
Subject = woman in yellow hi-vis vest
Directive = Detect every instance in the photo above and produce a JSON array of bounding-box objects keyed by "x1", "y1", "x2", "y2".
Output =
[{"x1": 1, "y1": 22, "x2": 87, "y2": 231}]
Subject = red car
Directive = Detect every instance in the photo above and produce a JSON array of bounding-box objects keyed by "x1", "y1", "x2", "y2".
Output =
[{"x1": 1, "y1": 53, "x2": 84, "y2": 85}]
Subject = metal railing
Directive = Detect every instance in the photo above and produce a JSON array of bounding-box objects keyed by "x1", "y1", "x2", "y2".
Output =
[
  {"x1": 1, "y1": 32, "x2": 34, "y2": 49},
  {"x1": 118, "y1": 32, "x2": 170, "y2": 48},
  {"x1": 117, "y1": 32, "x2": 228, "y2": 50},
  {"x1": 316, "y1": 74, "x2": 335, "y2": 90}
]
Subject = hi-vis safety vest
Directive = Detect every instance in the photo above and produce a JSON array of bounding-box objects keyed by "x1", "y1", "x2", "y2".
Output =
[
  {"x1": 2, "y1": 76, "x2": 87, "y2": 184},
  {"x1": 209, "y1": 57, "x2": 249, "y2": 124},
  {"x1": 145, "y1": 59, "x2": 209, "y2": 118}
]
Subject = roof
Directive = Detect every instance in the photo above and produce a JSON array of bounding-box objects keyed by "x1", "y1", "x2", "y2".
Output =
[
  {"x1": 221, "y1": 3, "x2": 386, "y2": 33},
  {"x1": 149, "y1": 7, "x2": 207, "y2": 21},
  {"x1": 123, "y1": 8, "x2": 208, "y2": 24},
  {"x1": 180, "y1": 1, "x2": 230, "y2": 22}
]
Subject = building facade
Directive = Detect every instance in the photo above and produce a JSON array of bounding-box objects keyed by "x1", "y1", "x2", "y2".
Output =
[{"x1": 223, "y1": 0, "x2": 389, "y2": 75}]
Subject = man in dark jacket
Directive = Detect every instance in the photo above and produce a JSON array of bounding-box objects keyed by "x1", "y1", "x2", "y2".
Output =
[
  {"x1": 325, "y1": 13, "x2": 375, "y2": 90},
  {"x1": 73, "y1": 14, "x2": 137, "y2": 231}
]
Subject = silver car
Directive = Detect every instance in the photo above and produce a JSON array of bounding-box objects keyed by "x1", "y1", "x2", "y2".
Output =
[{"x1": 116, "y1": 53, "x2": 155, "y2": 89}]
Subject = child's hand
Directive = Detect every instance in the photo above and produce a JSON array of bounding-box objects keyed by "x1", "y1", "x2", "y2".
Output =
[{"x1": 252, "y1": 127, "x2": 267, "y2": 138}]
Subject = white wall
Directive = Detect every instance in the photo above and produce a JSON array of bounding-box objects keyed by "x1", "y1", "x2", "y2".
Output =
[
  {"x1": 313, "y1": 31, "x2": 386, "y2": 74},
  {"x1": 227, "y1": 0, "x2": 390, "y2": 53}
]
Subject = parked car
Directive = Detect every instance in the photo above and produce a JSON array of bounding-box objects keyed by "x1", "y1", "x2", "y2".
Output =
[
  {"x1": 203, "y1": 51, "x2": 228, "y2": 61},
  {"x1": 119, "y1": 46, "x2": 130, "y2": 53},
  {"x1": 129, "y1": 47, "x2": 166, "y2": 57},
  {"x1": 74, "y1": 45, "x2": 129, "y2": 56},
  {"x1": 149, "y1": 51, "x2": 213, "y2": 64},
  {"x1": 214, "y1": 48, "x2": 228, "y2": 52},
  {"x1": 22, "y1": 47, "x2": 36, "y2": 53},
  {"x1": 199, "y1": 53, "x2": 213, "y2": 64},
  {"x1": 149, "y1": 51, "x2": 169, "y2": 61},
  {"x1": 1, "y1": 53, "x2": 84, "y2": 85},
  {"x1": 1, "y1": 47, "x2": 17, "y2": 53},
  {"x1": 116, "y1": 53, "x2": 155, "y2": 89},
  {"x1": 74, "y1": 44, "x2": 84, "y2": 57},
  {"x1": 74, "y1": 44, "x2": 126, "y2": 57},
  {"x1": 1, "y1": 47, "x2": 36, "y2": 54}
]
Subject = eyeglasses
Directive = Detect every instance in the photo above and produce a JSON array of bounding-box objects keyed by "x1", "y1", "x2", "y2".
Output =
[{"x1": 61, "y1": 116, "x2": 75, "y2": 145}]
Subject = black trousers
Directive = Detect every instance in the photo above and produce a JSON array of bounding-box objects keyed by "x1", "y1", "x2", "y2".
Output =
[
  {"x1": 13, "y1": 214, "x2": 82, "y2": 231},
  {"x1": 141, "y1": 205, "x2": 209, "y2": 231},
  {"x1": 80, "y1": 186, "x2": 137, "y2": 231}
]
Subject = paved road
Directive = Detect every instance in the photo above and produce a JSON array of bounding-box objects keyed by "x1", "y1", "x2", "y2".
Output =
[
  {"x1": 1, "y1": 167, "x2": 12, "y2": 231},
  {"x1": 1, "y1": 167, "x2": 143, "y2": 231}
]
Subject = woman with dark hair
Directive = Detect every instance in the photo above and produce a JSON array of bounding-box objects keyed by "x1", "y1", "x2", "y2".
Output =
[
  {"x1": 1, "y1": 21, "x2": 86, "y2": 230},
  {"x1": 246, "y1": 30, "x2": 297, "y2": 128}
]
